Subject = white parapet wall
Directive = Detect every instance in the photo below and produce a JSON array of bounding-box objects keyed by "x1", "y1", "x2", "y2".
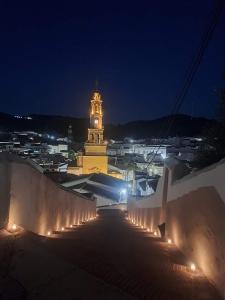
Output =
[
  {"x1": 0, "y1": 154, "x2": 96, "y2": 236},
  {"x1": 128, "y1": 158, "x2": 225, "y2": 297}
]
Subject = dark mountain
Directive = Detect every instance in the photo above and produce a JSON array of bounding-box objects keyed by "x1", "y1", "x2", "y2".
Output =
[
  {"x1": 105, "y1": 114, "x2": 217, "y2": 139},
  {"x1": 0, "y1": 112, "x2": 217, "y2": 141}
]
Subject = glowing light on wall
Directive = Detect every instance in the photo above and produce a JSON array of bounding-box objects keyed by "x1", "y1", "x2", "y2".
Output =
[
  {"x1": 12, "y1": 223, "x2": 17, "y2": 230},
  {"x1": 47, "y1": 231, "x2": 51, "y2": 236},
  {"x1": 61, "y1": 227, "x2": 65, "y2": 231},
  {"x1": 167, "y1": 238, "x2": 172, "y2": 244},
  {"x1": 190, "y1": 263, "x2": 196, "y2": 272},
  {"x1": 154, "y1": 230, "x2": 158, "y2": 236}
]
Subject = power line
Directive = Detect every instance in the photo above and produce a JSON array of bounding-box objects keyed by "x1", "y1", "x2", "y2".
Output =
[{"x1": 145, "y1": 0, "x2": 225, "y2": 171}]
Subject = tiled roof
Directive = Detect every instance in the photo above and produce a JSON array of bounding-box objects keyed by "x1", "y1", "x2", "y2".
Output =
[
  {"x1": 72, "y1": 182, "x2": 120, "y2": 202},
  {"x1": 89, "y1": 173, "x2": 126, "y2": 188}
]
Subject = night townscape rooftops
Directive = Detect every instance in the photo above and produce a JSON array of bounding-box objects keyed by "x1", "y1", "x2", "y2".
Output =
[{"x1": 0, "y1": 1, "x2": 225, "y2": 299}]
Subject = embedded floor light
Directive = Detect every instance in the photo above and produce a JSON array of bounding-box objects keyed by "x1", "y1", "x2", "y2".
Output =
[
  {"x1": 70, "y1": 224, "x2": 73, "y2": 228},
  {"x1": 147, "y1": 228, "x2": 150, "y2": 232},
  {"x1": 167, "y1": 238, "x2": 172, "y2": 244},
  {"x1": 190, "y1": 263, "x2": 196, "y2": 272},
  {"x1": 154, "y1": 231, "x2": 157, "y2": 236},
  {"x1": 61, "y1": 227, "x2": 65, "y2": 231},
  {"x1": 12, "y1": 223, "x2": 17, "y2": 231},
  {"x1": 47, "y1": 231, "x2": 51, "y2": 236}
]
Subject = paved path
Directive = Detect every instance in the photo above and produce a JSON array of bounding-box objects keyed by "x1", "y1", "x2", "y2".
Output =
[{"x1": 41, "y1": 209, "x2": 222, "y2": 300}]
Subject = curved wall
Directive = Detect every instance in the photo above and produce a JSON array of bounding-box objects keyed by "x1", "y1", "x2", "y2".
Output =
[
  {"x1": 128, "y1": 159, "x2": 225, "y2": 297},
  {"x1": 0, "y1": 155, "x2": 96, "y2": 236}
]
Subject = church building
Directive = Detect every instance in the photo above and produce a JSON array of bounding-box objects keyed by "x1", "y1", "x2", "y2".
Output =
[{"x1": 75, "y1": 90, "x2": 108, "y2": 174}]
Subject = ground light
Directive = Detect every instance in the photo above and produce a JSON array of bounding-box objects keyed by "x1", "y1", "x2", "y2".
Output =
[
  {"x1": 61, "y1": 227, "x2": 65, "y2": 231},
  {"x1": 12, "y1": 223, "x2": 17, "y2": 231},
  {"x1": 167, "y1": 238, "x2": 172, "y2": 244},
  {"x1": 47, "y1": 231, "x2": 51, "y2": 236},
  {"x1": 154, "y1": 231, "x2": 158, "y2": 236},
  {"x1": 190, "y1": 263, "x2": 196, "y2": 272}
]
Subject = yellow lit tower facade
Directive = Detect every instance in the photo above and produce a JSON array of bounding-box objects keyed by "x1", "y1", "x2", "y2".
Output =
[
  {"x1": 88, "y1": 91, "x2": 104, "y2": 144},
  {"x1": 76, "y1": 91, "x2": 108, "y2": 174}
]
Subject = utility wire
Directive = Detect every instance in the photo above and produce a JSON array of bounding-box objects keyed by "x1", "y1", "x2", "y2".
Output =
[{"x1": 145, "y1": 0, "x2": 225, "y2": 172}]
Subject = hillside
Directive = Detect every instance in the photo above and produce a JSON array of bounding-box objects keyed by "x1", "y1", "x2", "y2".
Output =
[{"x1": 0, "y1": 112, "x2": 217, "y2": 141}]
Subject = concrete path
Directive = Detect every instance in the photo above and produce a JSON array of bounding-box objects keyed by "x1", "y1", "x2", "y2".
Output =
[{"x1": 41, "y1": 209, "x2": 222, "y2": 300}]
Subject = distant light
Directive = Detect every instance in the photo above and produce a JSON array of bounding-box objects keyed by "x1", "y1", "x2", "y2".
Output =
[
  {"x1": 120, "y1": 189, "x2": 127, "y2": 195},
  {"x1": 50, "y1": 136, "x2": 55, "y2": 140},
  {"x1": 154, "y1": 231, "x2": 157, "y2": 236},
  {"x1": 70, "y1": 224, "x2": 73, "y2": 228},
  {"x1": 190, "y1": 263, "x2": 196, "y2": 272},
  {"x1": 12, "y1": 223, "x2": 17, "y2": 231},
  {"x1": 94, "y1": 119, "x2": 98, "y2": 125},
  {"x1": 61, "y1": 227, "x2": 65, "y2": 231},
  {"x1": 167, "y1": 238, "x2": 172, "y2": 244},
  {"x1": 147, "y1": 228, "x2": 150, "y2": 232},
  {"x1": 47, "y1": 231, "x2": 51, "y2": 236}
]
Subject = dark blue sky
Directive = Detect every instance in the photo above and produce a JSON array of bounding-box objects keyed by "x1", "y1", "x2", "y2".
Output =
[{"x1": 0, "y1": 0, "x2": 225, "y2": 123}]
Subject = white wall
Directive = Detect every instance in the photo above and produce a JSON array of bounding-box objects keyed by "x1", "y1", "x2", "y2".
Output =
[{"x1": 0, "y1": 154, "x2": 96, "y2": 236}]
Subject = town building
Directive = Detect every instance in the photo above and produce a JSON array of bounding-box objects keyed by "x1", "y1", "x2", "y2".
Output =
[
  {"x1": 68, "y1": 90, "x2": 121, "y2": 179},
  {"x1": 61, "y1": 173, "x2": 128, "y2": 207}
]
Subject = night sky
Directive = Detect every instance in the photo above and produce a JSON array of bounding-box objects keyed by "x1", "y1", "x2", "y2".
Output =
[{"x1": 1, "y1": 0, "x2": 225, "y2": 123}]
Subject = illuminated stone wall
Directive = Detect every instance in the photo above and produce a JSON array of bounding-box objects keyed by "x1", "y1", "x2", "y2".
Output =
[
  {"x1": 0, "y1": 154, "x2": 96, "y2": 235},
  {"x1": 128, "y1": 159, "x2": 225, "y2": 296}
]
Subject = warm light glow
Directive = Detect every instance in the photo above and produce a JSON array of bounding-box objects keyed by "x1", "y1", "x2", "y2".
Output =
[
  {"x1": 167, "y1": 238, "x2": 172, "y2": 244},
  {"x1": 147, "y1": 228, "x2": 150, "y2": 232},
  {"x1": 61, "y1": 227, "x2": 65, "y2": 231},
  {"x1": 12, "y1": 223, "x2": 17, "y2": 230},
  {"x1": 190, "y1": 263, "x2": 196, "y2": 272},
  {"x1": 47, "y1": 231, "x2": 51, "y2": 236},
  {"x1": 154, "y1": 231, "x2": 157, "y2": 236},
  {"x1": 70, "y1": 224, "x2": 73, "y2": 228},
  {"x1": 94, "y1": 119, "x2": 98, "y2": 124}
]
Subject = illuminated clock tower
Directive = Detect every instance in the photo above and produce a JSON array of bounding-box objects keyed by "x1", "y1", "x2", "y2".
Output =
[
  {"x1": 88, "y1": 91, "x2": 104, "y2": 144},
  {"x1": 76, "y1": 90, "x2": 108, "y2": 174}
]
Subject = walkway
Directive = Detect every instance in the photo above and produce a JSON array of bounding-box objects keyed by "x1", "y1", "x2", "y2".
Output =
[{"x1": 41, "y1": 209, "x2": 222, "y2": 300}]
